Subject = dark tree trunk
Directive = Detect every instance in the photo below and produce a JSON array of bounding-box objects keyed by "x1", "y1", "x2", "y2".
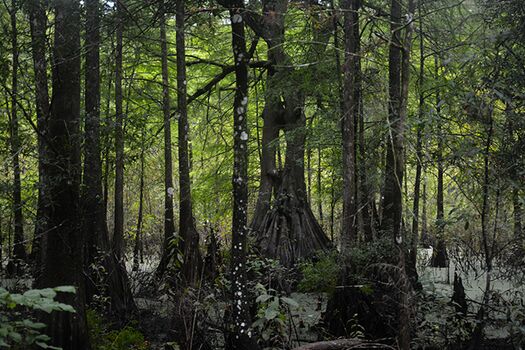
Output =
[
  {"x1": 133, "y1": 131, "x2": 145, "y2": 272},
  {"x1": 176, "y1": 0, "x2": 201, "y2": 285},
  {"x1": 409, "y1": 0, "x2": 424, "y2": 286},
  {"x1": 469, "y1": 110, "x2": 494, "y2": 350},
  {"x1": 28, "y1": 0, "x2": 50, "y2": 272},
  {"x1": 341, "y1": 0, "x2": 358, "y2": 244},
  {"x1": 83, "y1": 0, "x2": 135, "y2": 320},
  {"x1": 9, "y1": 0, "x2": 26, "y2": 264},
  {"x1": 381, "y1": 0, "x2": 404, "y2": 241},
  {"x1": 112, "y1": 0, "x2": 125, "y2": 260},
  {"x1": 513, "y1": 188, "x2": 522, "y2": 238},
  {"x1": 225, "y1": 3, "x2": 260, "y2": 348},
  {"x1": 37, "y1": 0, "x2": 90, "y2": 347},
  {"x1": 431, "y1": 56, "x2": 448, "y2": 268},
  {"x1": 317, "y1": 146, "x2": 324, "y2": 225},
  {"x1": 155, "y1": 0, "x2": 178, "y2": 281}
]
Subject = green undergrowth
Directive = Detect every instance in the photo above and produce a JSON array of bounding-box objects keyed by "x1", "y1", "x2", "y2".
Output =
[{"x1": 86, "y1": 309, "x2": 148, "y2": 350}]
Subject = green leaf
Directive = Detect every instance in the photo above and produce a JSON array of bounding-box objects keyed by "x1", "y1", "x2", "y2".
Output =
[
  {"x1": 280, "y1": 297, "x2": 299, "y2": 308},
  {"x1": 255, "y1": 294, "x2": 272, "y2": 303},
  {"x1": 53, "y1": 286, "x2": 76, "y2": 294}
]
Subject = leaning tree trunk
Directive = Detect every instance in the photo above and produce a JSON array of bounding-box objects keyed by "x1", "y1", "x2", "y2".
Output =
[
  {"x1": 155, "y1": 0, "x2": 178, "y2": 281},
  {"x1": 28, "y1": 0, "x2": 50, "y2": 272},
  {"x1": 83, "y1": 0, "x2": 135, "y2": 320},
  {"x1": 9, "y1": 0, "x2": 27, "y2": 264},
  {"x1": 176, "y1": 0, "x2": 201, "y2": 285},
  {"x1": 37, "y1": 0, "x2": 90, "y2": 347}
]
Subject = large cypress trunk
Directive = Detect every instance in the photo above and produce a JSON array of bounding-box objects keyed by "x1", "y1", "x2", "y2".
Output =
[
  {"x1": 83, "y1": 0, "x2": 135, "y2": 320},
  {"x1": 37, "y1": 0, "x2": 90, "y2": 347},
  {"x1": 249, "y1": 0, "x2": 330, "y2": 267}
]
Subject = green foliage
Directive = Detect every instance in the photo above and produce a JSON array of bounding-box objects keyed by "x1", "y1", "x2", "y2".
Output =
[
  {"x1": 86, "y1": 309, "x2": 148, "y2": 350},
  {"x1": 0, "y1": 286, "x2": 76, "y2": 349},
  {"x1": 298, "y1": 251, "x2": 341, "y2": 294},
  {"x1": 252, "y1": 283, "x2": 299, "y2": 344}
]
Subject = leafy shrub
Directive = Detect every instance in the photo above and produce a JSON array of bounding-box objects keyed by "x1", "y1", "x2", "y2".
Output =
[
  {"x1": 0, "y1": 286, "x2": 76, "y2": 349},
  {"x1": 298, "y1": 251, "x2": 341, "y2": 294},
  {"x1": 252, "y1": 283, "x2": 300, "y2": 346},
  {"x1": 86, "y1": 309, "x2": 148, "y2": 350}
]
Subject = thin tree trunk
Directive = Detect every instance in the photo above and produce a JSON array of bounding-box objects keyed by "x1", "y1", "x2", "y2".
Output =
[
  {"x1": 469, "y1": 110, "x2": 494, "y2": 350},
  {"x1": 112, "y1": 0, "x2": 125, "y2": 260},
  {"x1": 513, "y1": 189, "x2": 522, "y2": 238},
  {"x1": 133, "y1": 131, "x2": 145, "y2": 272},
  {"x1": 28, "y1": 0, "x2": 50, "y2": 271},
  {"x1": 83, "y1": 0, "x2": 106, "y2": 277},
  {"x1": 409, "y1": 0, "x2": 424, "y2": 283},
  {"x1": 397, "y1": 0, "x2": 416, "y2": 346},
  {"x1": 9, "y1": 0, "x2": 26, "y2": 263},
  {"x1": 226, "y1": 3, "x2": 260, "y2": 348},
  {"x1": 175, "y1": 0, "x2": 201, "y2": 285},
  {"x1": 341, "y1": 0, "x2": 358, "y2": 244},
  {"x1": 37, "y1": 0, "x2": 90, "y2": 346},
  {"x1": 317, "y1": 146, "x2": 323, "y2": 225},
  {"x1": 155, "y1": 0, "x2": 178, "y2": 281},
  {"x1": 431, "y1": 55, "x2": 448, "y2": 267},
  {"x1": 381, "y1": 0, "x2": 404, "y2": 242}
]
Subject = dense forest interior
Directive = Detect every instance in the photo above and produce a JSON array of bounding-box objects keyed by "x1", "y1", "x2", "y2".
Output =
[{"x1": 0, "y1": 0, "x2": 524, "y2": 349}]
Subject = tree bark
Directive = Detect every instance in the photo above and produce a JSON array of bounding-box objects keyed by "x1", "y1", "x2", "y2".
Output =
[
  {"x1": 431, "y1": 55, "x2": 448, "y2": 268},
  {"x1": 176, "y1": 0, "x2": 201, "y2": 285},
  {"x1": 155, "y1": 0, "x2": 178, "y2": 281},
  {"x1": 112, "y1": 0, "x2": 125, "y2": 260},
  {"x1": 409, "y1": 0, "x2": 424, "y2": 284},
  {"x1": 381, "y1": 0, "x2": 404, "y2": 242},
  {"x1": 37, "y1": 0, "x2": 90, "y2": 347},
  {"x1": 226, "y1": 2, "x2": 260, "y2": 348},
  {"x1": 28, "y1": 0, "x2": 50, "y2": 271},
  {"x1": 341, "y1": 0, "x2": 358, "y2": 245},
  {"x1": 9, "y1": 0, "x2": 27, "y2": 263},
  {"x1": 133, "y1": 131, "x2": 145, "y2": 272}
]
